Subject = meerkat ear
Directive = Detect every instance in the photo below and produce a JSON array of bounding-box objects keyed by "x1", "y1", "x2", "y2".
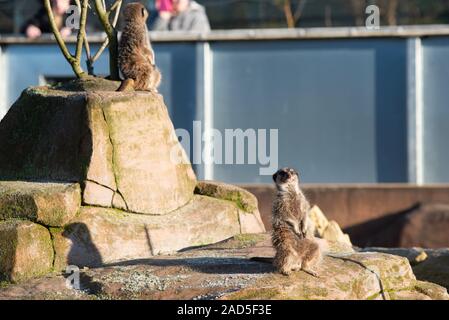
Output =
[
  {"x1": 272, "y1": 172, "x2": 278, "y2": 182},
  {"x1": 141, "y1": 7, "x2": 146, "y2": 17}
]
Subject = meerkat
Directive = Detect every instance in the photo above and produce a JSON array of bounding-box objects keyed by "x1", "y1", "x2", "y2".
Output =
[
  {"x1": 271, "y1": 168, "x2": 321, "y2": 276},
  {"x1": 272, "y1": 167, "x2": 311, "y2": 239},
  {"x1": 117, "y1": 2, "x2": 161, "y2": 92}
]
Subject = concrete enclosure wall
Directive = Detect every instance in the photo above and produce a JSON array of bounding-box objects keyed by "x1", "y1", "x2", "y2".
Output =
[{"x1": 242, "y1": 183, "x2": 449, "y2": 247}]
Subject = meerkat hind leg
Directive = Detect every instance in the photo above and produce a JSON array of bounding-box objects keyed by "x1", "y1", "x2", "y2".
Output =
[
  {"x1": 276, "y1": 254, "x2": 296, "y2": 276},
  {"x1": 117, "y1": 78, "x2": 135, "y2": 92},
  {"x1": 301, "y1": 253, "x2": 321, "y2": 278}
]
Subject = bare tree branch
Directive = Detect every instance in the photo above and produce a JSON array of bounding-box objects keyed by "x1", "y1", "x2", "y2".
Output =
[
  {"x1": 349, "y1": 0, "x2": 365, "y2": 26},
  {"x1": 75, "y1": 0, "x2": 88, "y2": 65},
  {"x1": 283, "y1": 0, "x2": 295, "y2": 28},
  {"x1": 293, "y1": 0, "x2": 307, "y2": 22},
  {"x1": 386, "y1": 0, "x2": 399, "y2": 26},
  {"x1": 276, "y1": 0, "x2": 307, "y2": 28},
  {"x1": 93, "y1": 0, "x2": 121, "y2": 79},
  {"x1": 92, "y1": 0, "x2": 122, "y2": 63},
  {"x1": 74, "y1": 0, "x2": 91, "y2": 59},
  {"x1": 44, "y1": 0, "x2": 85, "y2": 78},
  {"x1": 109, "y1": 0, "x2": 122, "y2": 13}
]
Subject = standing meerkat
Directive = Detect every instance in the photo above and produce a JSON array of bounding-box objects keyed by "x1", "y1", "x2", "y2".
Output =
[
  {"x1": 271, "y1": 168, "x2": 321, "y2": 276},
  {"x1": 272, "y1": 167, "x2": 311, "y2": 238},
  {"x1": 117, "y1": 2, "x2": 161, "y2": 92}
]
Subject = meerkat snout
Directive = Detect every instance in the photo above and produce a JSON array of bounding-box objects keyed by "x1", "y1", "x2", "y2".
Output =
[{"x1": 273, "y1": 167, "x2": 300, "y2": 192}]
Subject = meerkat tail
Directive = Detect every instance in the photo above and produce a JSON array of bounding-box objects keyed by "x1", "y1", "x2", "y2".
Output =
[{"x1": 117, "y1": 78, "x2": 135, "y2": 92}]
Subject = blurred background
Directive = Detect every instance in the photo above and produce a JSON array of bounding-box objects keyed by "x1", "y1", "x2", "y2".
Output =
[
  {"x1": 1, "y1": 0, "x2": 449, "y2": 248},
  {"x1": 3, "y1": 0, "x2": 449, "y2": 32}
]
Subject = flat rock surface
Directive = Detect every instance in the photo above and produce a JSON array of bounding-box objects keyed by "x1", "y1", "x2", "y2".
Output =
[
  {"x1": 1, "y1": 234, "x2": 447, "y2": 300},
  {"x1": 51, "y1": 195, "x2": 254, "y2": 270}
]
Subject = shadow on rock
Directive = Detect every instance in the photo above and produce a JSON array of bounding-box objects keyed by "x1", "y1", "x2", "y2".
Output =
[
  {"x1": 106, "y1": 257, "x2": 275, "y2": 275},
  {"x1": 62, "y1": 222, "x2": 103, "y2": 268}
]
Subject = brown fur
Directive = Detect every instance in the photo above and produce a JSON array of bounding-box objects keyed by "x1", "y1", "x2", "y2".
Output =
[
  {"x1": 118, "y1": 3, "x2": 161, "y2": 92},
  {"x1": 272, "y1": 167, "x2": 311, "y2": 238},
  {"x1": 271, "y1": 168, "x2": 321, "y2": 276}
]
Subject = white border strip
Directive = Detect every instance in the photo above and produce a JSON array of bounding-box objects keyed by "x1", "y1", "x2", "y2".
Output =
[
  {"x1": 415, "y1": 38, "x2": 424, "y2": 185},
  {"x1": 407, "y1": 37, "x2": 424, "y2": 184},
  {"x1": 0, "y1": 47, "x2": 8, "y2": 119},
  {"x1": 203, "y1": 42, "x2": 214, "y2": 180}
]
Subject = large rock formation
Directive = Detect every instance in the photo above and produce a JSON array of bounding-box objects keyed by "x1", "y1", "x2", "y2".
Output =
[
  {"x1": 0, "y1": 82, "x2": 265, "y2": 282},
  {"x1": 0, "y1": 87, "x2": 196, "y2": 215}
]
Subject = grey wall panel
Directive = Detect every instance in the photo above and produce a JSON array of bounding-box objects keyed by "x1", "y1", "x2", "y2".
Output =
[
  {"x1": 210, "y1": 39, "x2": 407, "y2": 183},
  {"x1": 422, "y1": 38, "x2": 449, "y2": 183},
  {"x1": 5, "y1": 44, "x2": 91, "y2": 108},
  {"x1": 154, "y1": 43, "x2": 198, "y2": 155}
]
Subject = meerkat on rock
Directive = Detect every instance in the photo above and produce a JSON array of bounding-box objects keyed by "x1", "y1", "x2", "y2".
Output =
[
  {"x1": 271, "y1": 168, "x2": 322, "y2": 276},
  {"x1": 117, "y1": 2, "x2": 161, "y2": 92}
]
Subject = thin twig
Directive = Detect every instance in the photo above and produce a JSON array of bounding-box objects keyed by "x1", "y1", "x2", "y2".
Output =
[
  {"x1": 109, "y1": 0, "x2": 122, "y2": 14},
  {"x1": 91, "y1": 0, "x2": 122, "y2": 63},
  {"x1": 75, "y1": 0, "x2": 88, "y2": 65},
  {"x1": 93, "y1": 0, "x2": 121, "y2": 79},
  {"x1": 283, "y1": 0, "x2": 295, "y2": 28},
  {"x1": 43, "y1": 0, "x2": 73, "y2": 62},
  {"x1": 293, "y1": 0, "x2": 307, "y2": 22},
  {"x1": 43, "y1": 0, "x2": 85, "y2": 77},
  {"x1": 74, "y1": 0, "x2": 91, "y2": 58}
]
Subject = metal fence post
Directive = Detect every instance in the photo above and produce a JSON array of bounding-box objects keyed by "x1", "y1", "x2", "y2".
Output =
[
  {"x1": 195, "y1": 41, "x2": 214, "y2": 180},
  {"x1": 406, "y1": 37, "x2": 423, "y2": 185}
]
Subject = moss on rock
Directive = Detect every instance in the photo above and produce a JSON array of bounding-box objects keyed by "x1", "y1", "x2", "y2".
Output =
[{"x1": 194, "y1": 181, "x2": 258, "y2": 213}]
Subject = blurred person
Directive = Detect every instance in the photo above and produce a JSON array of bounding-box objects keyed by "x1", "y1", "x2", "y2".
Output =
[
  {"x1": 22, "y1": 0, "x2": 72, "y2": 39},
  {"x1": 153, "y1": 0, "x2": 210, "y2": 32}
]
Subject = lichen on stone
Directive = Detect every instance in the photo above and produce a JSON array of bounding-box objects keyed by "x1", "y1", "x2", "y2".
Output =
[{"x1": 194, "y1": 181, "x2": 258, "y2": 213}]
